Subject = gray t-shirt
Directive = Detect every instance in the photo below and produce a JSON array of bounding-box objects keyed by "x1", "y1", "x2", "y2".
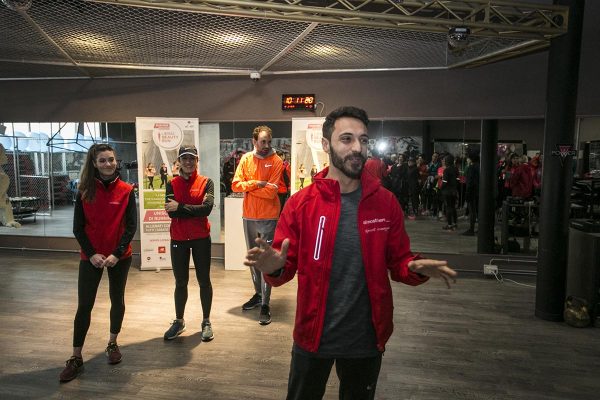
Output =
[{"x1": 295, "y1": 186, "x2": 379, "y2": 358}]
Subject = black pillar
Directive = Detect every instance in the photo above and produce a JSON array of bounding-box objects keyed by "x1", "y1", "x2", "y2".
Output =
[
  {"x1": 535, "y1": 0, "x2": 585, "y2": 321},
  {"x1": 422, "y1": 121, "x2": 432, "y2": 160},
  {"x1": 477, "y1": 119, "x2": 497, "y2": 254}
]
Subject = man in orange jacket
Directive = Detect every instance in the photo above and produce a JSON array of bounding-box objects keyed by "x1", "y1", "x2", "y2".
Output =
[{"x1": 232, "y1": 125, "x2": 283, "y2": 325}]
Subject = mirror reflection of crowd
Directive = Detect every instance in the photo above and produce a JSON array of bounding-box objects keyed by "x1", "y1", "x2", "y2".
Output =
[{"x1": 366, "y1": 149, "x2": 543, "y2": 236}]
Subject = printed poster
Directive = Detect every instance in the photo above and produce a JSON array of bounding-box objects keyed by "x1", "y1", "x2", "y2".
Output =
[
  {"x1": 291, "y1": 117, "x2": 327, "y2": 194},
  {"x1": 136, "y1": 117, "x2": 199, "y2": 270}
]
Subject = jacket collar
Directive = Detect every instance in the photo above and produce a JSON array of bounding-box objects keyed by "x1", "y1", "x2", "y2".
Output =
[
  {"x1": 180, "y1": 169, "x2": 198, "y2": 182},
  {"x1": 95, "y1": 172, "x2": 120, "y2": 188},
  {"x1": 312, "y1": 167, "x2": 379, "y2": 201}
]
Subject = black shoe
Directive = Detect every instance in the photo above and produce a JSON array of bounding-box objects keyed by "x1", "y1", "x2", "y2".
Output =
[
  {"x1": 259, "y1": 305, "x2": 271, "y2": 325},
  {"x1": 242, "y1": 293, "x2": 262, "y2": 311},
  {"x1": 461, "y1": 229, "x2": 475, "y2": 236},
  {"x1": 164, "y1": 319, "x2": 186, "y2": 340}
]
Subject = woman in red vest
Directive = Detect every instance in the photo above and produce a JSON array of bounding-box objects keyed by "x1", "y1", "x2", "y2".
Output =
[
  {"x1": 60, "y1": 143, "x2": 137, "y2": 383},
  {"x1": 163, "y1": 145, "x2": 215, "y2": 342}
]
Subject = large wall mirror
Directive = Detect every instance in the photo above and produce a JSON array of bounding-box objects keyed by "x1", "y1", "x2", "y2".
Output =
[{"x1": 2, "y1": 117, "x2": 599, "y2": 257}]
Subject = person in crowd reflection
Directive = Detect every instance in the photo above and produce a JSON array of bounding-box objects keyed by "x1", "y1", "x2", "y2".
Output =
[
  {"x1": 244, "y1": 106, "x2": 457, "y2": 400},
  {"x1": 416, "y1": 155, "x2": 428, "y2": 189},
  {"x1": 223, "y1": 155, "x2": 236, "y2": 196},
  {"x1": 441, "y1": 154, "x2": 458, "y2": 231},
  {"x1": 298, "y1": 163, "x2": 306, "y2": 189},
  {"x1": 436, "y1": 155, "x2": 447, "y2": 220},
  {"x1": 310, "y1": 164, "x2": 318, "y2": 182},
  {"x1": 462, "y1": 154, "x2": 480, "y2": 236},
  {"x1": 145, "y1": 163, "x2": 156, "y2": 190},
  {"x1": 159, "y1": 162, "x2": 168, "y2": 189},
  {"x1": 163, "y1": 145, "x2": 215, "y2": 342},
  {"x1": 530, "y1": 155, "x2": 542, "y2": 196},
  {"x1": 232, "y1": 125, "x2": 283, "y2": 325},
  {"x1": 390, "y1": 153, "x2": 408, "y2": 210},
  {"x1": 363, "y1": 149, "x2": 389, "y2": 189},
  {"x1": 172, "y1": 160, "x2": 180, "y2": 178},
  {"x1": 406, "y1": 157, "x2": 420, "y2": 219},
  {"x1": 277, "y1": 151, "x2": 291, "y2": 213},
  {"x1": 426, "y1": 152, "x2": 441, "y2": 217},
  {"x1": 59, "y1": 143, "x2": 137, "y2": 383},
  {"x1": 510, "y1": 154, "x2": 533, "y2": 199},
  {"x1": 501, "y1": 153, "x2": 519, "y2": 202}
]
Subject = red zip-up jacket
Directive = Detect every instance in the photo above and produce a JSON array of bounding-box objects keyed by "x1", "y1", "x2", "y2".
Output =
[
  {"x1": 265, "y1": 168, "x2": 428, "y2": 353},
  {"x1": 75, "y1": 176, "x2": 136, "y2": 260},
  {"x1": 166, "y1": 171, "x2": 213, "y2": 241}
]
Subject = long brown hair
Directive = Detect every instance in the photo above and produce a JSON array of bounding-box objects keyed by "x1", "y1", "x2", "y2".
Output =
[{"x1": 79, "y1": 143, "x2": 116, "y2": 202}]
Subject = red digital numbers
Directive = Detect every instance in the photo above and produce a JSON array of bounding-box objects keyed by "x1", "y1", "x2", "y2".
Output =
[{"x1": 282, "y1": 94, "x2": 315, "y2": 110}]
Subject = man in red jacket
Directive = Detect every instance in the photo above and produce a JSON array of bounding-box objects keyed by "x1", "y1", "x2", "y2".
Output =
[{"x1": 245, "y1": 106, "x2": 457, "y2": 400}]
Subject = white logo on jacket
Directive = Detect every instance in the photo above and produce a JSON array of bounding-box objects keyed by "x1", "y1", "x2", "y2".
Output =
[{"x1": 363, "y1": 217, "x2": 391, "y2": 234}]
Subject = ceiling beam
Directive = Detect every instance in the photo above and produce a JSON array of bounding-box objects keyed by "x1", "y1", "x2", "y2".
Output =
[{"x1": 84, "y1": 0, "x2": 569, "y2": 40}]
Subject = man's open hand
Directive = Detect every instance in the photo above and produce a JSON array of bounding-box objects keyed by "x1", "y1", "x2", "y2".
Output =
[{"x1": 244, "y1": 238, "x2": 290, "y2": 275}]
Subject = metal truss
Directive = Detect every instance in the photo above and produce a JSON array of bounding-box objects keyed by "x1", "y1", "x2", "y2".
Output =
[{"x1": 84, "y1": 0, "x2": 569, "y2": 40}]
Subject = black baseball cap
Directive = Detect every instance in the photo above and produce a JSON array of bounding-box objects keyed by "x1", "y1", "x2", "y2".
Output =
[{"x1": 178, "y1": 145, "x2": 198, "y2": 158}]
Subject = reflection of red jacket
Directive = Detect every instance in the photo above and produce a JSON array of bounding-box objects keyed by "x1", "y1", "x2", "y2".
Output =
[
  {"x1": 510, "y1": 163, "x2": 533, "y2": 198},
  {"x1": 363, "y1": 157, "x2": 388, "y2": 183},
  {"x1": 265, "y1": 169, "x2": 428, "y2": 353}
]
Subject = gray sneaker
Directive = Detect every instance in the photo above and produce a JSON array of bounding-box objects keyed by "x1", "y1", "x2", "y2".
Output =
[
  {"x1": 201, "y1": 321, "x2": 214, "y2": 342},
  {"x1": 164, "y1": 319, "x2": 186, "y2": 340}
]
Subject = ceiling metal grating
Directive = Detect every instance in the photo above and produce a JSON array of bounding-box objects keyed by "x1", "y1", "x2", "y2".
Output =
[{"x1": 0, "y1": 0, "x2": 569, "y2": 80}]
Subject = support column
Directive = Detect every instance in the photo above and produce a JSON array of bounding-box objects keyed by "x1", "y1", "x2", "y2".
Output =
[
  {"x1": 477, "y1": 119, "x2": 497, "y2": 254},
  {"x1": 422, "y1": 121, "x2": 432, "y2": 160},
  {"x1": 535, "y1": 0, "x2": 585, "y2": 321}
]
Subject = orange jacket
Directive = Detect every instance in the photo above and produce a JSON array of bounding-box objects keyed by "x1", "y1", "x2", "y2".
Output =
[{"x1": 232, "y1": 151, "x2": 283, "y2": 219}]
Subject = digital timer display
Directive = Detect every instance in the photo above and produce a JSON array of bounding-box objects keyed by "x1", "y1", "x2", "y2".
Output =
[{"x1": 282, "y1": 94, "x2": 316, "y2": 111}]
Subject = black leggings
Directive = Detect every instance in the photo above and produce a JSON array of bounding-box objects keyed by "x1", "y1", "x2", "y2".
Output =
[
  {"x1": 171, "y1": 237, "x2": 212, "y2": 320},
  {"x1": 443, "y1": 192, "x2": 458, "y2": 226},
  {"x1": 73, "y1": 257, "x2": 132, "y2": 347}
]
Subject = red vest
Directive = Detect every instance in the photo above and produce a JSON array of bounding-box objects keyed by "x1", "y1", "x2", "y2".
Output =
[
  {"x1": 81, "y1": 177, "x2": 133, "y2": 260},
  {"x1": 169, "y1": 171, "x2": 211, "y2": 240}
]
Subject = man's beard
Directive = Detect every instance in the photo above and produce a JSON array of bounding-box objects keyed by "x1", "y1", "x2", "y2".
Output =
[
  {"x1": 257, "y1": 147, "x2": 271, "y2": 156},
  {"x1": 329, "y1": 147, "x2": 366, "y2": 180}
]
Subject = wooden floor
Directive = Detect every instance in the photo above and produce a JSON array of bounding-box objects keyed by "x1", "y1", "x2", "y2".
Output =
[{"x1": 0, "y1": 250, "x2": 597, "y2": 400}]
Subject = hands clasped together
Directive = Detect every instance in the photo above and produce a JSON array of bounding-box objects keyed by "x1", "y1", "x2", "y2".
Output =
[{"x1": 90, "y1": 253, "x2": 119, "y2": 269}]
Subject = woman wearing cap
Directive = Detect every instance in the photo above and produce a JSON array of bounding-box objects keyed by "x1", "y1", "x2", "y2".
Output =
[
  {"x1": 59, "y1": 143, "x2": 137, "y2": 383},
  {"x1": 163, "y1": 145, "x2": 215, "y2": 342}
]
